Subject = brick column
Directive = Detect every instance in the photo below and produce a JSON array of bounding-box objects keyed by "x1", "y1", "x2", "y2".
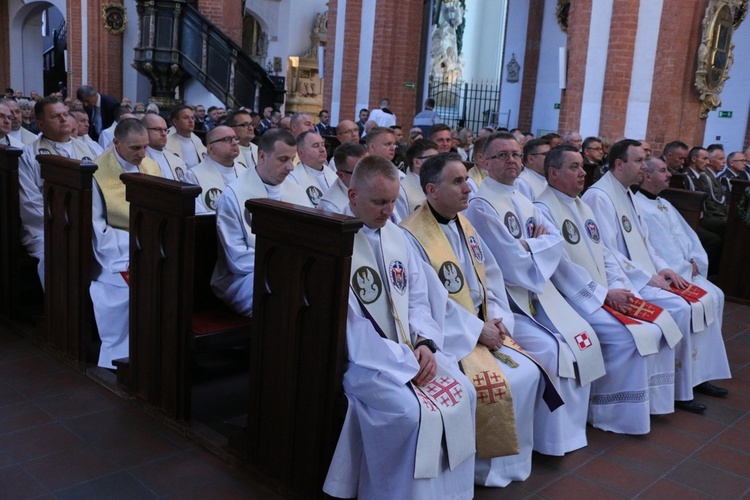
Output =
[
  {"x1": 597, "y1": 0, "x2": 638, "y2": 141},
  {"x1": 369, "y1": 0, "x2": 424, "y2": 128},
  {"x1": 517, "y1": 0, "x2": 544, "y2": 133},
  {"x1": 324, "y1": 0, "x2": 363, "y2": 121},
  {"x1": 67, "y1": 0, "x2": 83, "y2": 93},
  {"x1": 558, "y1": 0, "x2": 592, "y2": 134},
  {"x1": 198, "y1": 0, "x2": 243, "y2": 45},
  {"x1": 646, "y1": 0, "x2": 708, "y2": 154},
  {"x1": 0, "y1": 5, "x2": 9, "y2": 88},
  {"x1": 87, "y1": 0, "x2": 124, "y2": 98}
]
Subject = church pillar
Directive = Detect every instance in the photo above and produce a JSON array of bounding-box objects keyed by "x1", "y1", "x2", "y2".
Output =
[
  {"x1": 324, "y1": 0, "x2": 365, "y2": 123},
  {"x1": 557, "y1": 0, "x2": 592, "y2": 134},
  {"x1": 66, "y1": 0, "x2": 84, "y2": 94},
  {"x1": 517, "y1": 0, "x2": 545, "y2": 133},
  {"x1": 0, "y1": 4, "x2": 10, "y2": 87},
  {"x1": 86, "y1": 0, "x2": 124, "y2": 98}
]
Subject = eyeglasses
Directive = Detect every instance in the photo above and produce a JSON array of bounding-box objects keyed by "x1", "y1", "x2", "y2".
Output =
[
  {"x1": 338, "y1": 170, "x2": 354, "y2": 175},
  {"x1": 416, "y1": 154, "x2": 437, "y2": 160},
  {"x1": 231, "y1": 122, "x2": 254, "y2": 129},
  {"x1": 730, "y1": 159, "x2": 747, "y2": 163},
  {"x1": 210, "y1": 136, "x2": 240, "y2": 144},
  {"x1": 147, "y1": 127, "x2": 168, "y2": 134},
  {"x1": 486, "y1": 152, "x2": 523, "y2": 162},
  {"x1": 528, "y1": 151, "x2": 548, "y2": 157},
  {"x1": 586, "y1": 147, "x2": 603, "y2": 151}
]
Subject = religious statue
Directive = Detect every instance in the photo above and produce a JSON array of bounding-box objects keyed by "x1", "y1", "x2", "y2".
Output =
[{"x1": 430, "y1": 0, "x2": 464, "y2": 83}]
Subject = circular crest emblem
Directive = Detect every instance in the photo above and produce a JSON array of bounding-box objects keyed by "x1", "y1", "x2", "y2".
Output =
[
  {"x1": 389, "y1": 260, "x2": 408, "y2": 295},
  {"x1": 585, "y1": 219, "x2": 600, "y2": 243},
  {"x1": 468, "y1": 235, "x2": 485, "y2": 263},
  {"x1": 205, "y1": 187, "x2": 222, "y2": 211},
  {"x1": 352, "y1": 266, "x2": 382, "y2": 304},
  {"x1": 306, "y1": 185, "x2": 324, "y2": 206},
  {"x1": 81, "y1": 156, "x2": 92, "y2": 162},
  {"x1": 621, "y1": 215, "x2": 632, "y2": 233},
  {"x1": 504, "y1": 212, "x2": 522, "y2": 238},
  {"x1": 438, "y1": 261, "x2": 464, "y2": 294},
  {"x1": 202, "y1": 152, "x2": 208, "y2": 160},
  {"x1": 562, "y1": 219, "x2": 580, "y2": 244},
  {"x1": 38, "y1": 148, "x2": 51, "y2": 155}
]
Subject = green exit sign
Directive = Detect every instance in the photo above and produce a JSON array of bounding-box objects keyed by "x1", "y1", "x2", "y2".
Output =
[
  {"x1": 404, "y1": 82, "x2": 416, "y2": 89},
  {"x1": 718, "y1": 111, "x2": 733, "y2": 118},
  {"x1": 554, "y1": 103, "x2": 561, "y2": 109}
]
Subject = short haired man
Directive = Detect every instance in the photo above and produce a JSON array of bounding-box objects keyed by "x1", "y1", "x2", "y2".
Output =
[
  {"x1": 204, "y1": 106, "x2": 225, "y2": 131},
  {"x1": 315, "y1": 109, "x2": 335, "y2": 136},
  {"x1": 640, "y1": 140, "x2": 653, "y2": 160},
  {"x1": 367, "y1": 98, "x2": 397, "y2": 128},
  {"x1": 319, "y1": 142, "x2": 367, "y2": 213},
  {"x1": 91, "y1": 118, "x2": 161, "y2": 368},
  {"x1": 212, "y1": 129, "x2": 311, "y2": 317},
  {"x1": 582, "y1": 139, "x2": 715, "y2": 413},
  {"x1": 399, "y1": 139, "x2": 438, "y2": 213},
  {"x1": 184, "y1": 125, "x2": 247, "y2": 213},
  {"x1": 143, "y1": 113, "x2": 187, "y2": 181},
  {"x1": 226, "y1": 110, "x2": 258, "y2": 169},
  {"x1": 662, "y1": 140, "x2": 689, "y2": 177},
  {"x1": 76, "y1": 85, "x2": 119, "y2": 142},
  {"x1": 561, "y1": 131, "x2": 582, "y2": 150},
  {"x1": 289, "y1": 112, "x2": 315, "y2": 138},
  {"x1": 536, "y1": 146, "x2": 680, "y2": 433},
  {"x1": 365, "y1": 126, "x2": 397, "y2": 162},
  {"x1": 718, "y1": 151, "x2": 749, "y2": 196},
  {"x1": 429, "y1": 123, "x2": 453, "y2": 154},
  {"x1": 0, "y1": 102, "x2": 24, "y2": 147},
  {"x1": 412, "y1": 98, "x2": 441, "y2": 136},
  {"x1": 355, "y1": 108, "x2": 369, "y2": 138},
  {"x1": 193, "y1": 104, "x2": 207, "y2": 131},
  {"x1": 542, "y1": 132, "x2": 562, "y2": 147},
  {"x1": 69, "y1": 108, "x2": 104, "y2": 156},
  {"x1": 335, "y1": 119, "x2": 359, "y2": 145},
  {"x1": 0, "y1": 98, "x2": 37, "y2": 144},
  {"x1": 701, "y1": 147, "x2": 728, "y2": 218},
  {"x1": 18, "y1": 97, "x2": 97, "y2": 286},
  {"x1": 684, "y1": 146, "x2": 709, "y2": 191},
  {"x1": 515, "y1": 138, "x2": 550, "y2": 201},
  {"x1": 165, "y1": 104, "x2": 207, "y2": 168},
  {"x1": 278, "y1": 115, "x2": 292, "y2": 131},
  {"x1": 466, "y1": 132, "x2": 605, "y2": 455},
  {"x1": 636, "y1": 157, "x2": 729, "y2": 398},
  {"x1": 288, "y1": 130, "x2": 337, "y2": 207},
  {"x1": 401, "y1": 153, "x2": 553, "y2": 485},
  {"x1": 582, "y1": 136, "x2": 605, "y2": 183},
  {"x1": 323, "y1": 155, "x2": 475, "y2": 499}
]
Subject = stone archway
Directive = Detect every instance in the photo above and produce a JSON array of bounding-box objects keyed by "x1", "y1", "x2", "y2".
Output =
[{"x1": 9, "y1": 0, "x2": 66, "y2": 96}]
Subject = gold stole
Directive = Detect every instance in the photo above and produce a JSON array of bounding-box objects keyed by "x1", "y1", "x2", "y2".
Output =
[
  {"x1": 401, "y1": 204, "x2": 519, "y2": 459},
  {"x1": 33, "y1": 136, "x2": 96, "y2": 161},
  {"x1": 468, "y1": 165, "x2": 488, "y2": 188},
  {"x1": 94, "y1": 148, "x2": 161, "y2": 230},
  {"x1": 400, "y1": 171, "x2": 426, "y2": 213}
]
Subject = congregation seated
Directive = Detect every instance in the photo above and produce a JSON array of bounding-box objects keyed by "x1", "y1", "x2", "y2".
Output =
[
  {"x1": 514, "y1": 137, "x2": 550, "y2": 201},
  {"x1": 143, "y1": 113, "x2": 188, "y2": 182},
  {"x1": 225, "y1": 109, "x2": 258, "y2": 169},
  {"x1": 318, "y1": 141, "x2": 367, "y2": 214},
  {"x1": 0, "y1": 101, "x2": 24, "y2": 147},
  {"x1": 211, "y1": 128, "x2": 310, "y2": 317},
  {"x1": 69, "y1": 108, "x2": 104, "y2": 156},
  {"x1": 165, "y1": 104, "x2": 207, "y2": 168},
  {"x1": 1, "y1": 98, "x2": 38, "y2": 145},
  {"x1": 287, "y1": 130, "x2": 337, "y2": 207}
]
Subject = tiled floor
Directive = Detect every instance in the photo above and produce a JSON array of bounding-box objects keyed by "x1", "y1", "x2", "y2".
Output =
[{"x1": 0, "y1": 303, "x2": 749, "y2": 498}]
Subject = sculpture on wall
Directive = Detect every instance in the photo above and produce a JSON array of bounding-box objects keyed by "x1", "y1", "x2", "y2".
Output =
[
  {"x1": 694, "y1": 0, "x2": 747, "y2": 118},
  {"x1": 286, "y1": 11, "x2": 328, "y2": 113},
  {"x1": 430, "y1": 0, "x2": 465, "y2": 83}
]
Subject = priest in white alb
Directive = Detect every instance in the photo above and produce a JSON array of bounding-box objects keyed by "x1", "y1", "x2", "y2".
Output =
[
  {"x1": 318, "y1": 142, "x2": 367, "y2": 214},
  {"x1": 288, "y1": 130, "x2": 337, "y2": 207}
]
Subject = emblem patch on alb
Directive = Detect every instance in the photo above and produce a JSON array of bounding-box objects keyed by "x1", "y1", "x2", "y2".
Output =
[
  {"x1": 504, "y1": 212, "x2": 521, "y2": 238},
  {"x1": 81, "y1": 156, "x2": 92, "y2": 162},
  {"x1": 621, "y1": 215, "x2": 632, "y2": 233},
  {"x1": 38, "y1": 148, "x2": 51, "y2": 155},
  {"x1": 585, "y1": 219, "x2": 600, "y2": 243},
  {"x1": 389, "y1": 260, "x2": 407, "y2": 295},
  {"x1": 438, "y1": 261, "x2": 464, "y2": 293},
  {"x1": 575, "y1": 332, "x2": 592, "y2": 350},
  {"x1": 352, "y1": 266, "x2": 382, "y2": 304},
  {"x1": 468, "y1": 235, "x2": 485, "y2": 263},
  {"x1": 205, "y1": 188, "x2": 222, "y2": 211},
  {"x1": 306, "y1": 185, "x2": 324, "y2": 206},
  {"x1": 562, "y1": 219, "x2": 580, "y2": 244}
]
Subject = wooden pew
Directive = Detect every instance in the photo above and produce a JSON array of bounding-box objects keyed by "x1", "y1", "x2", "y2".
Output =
[
  {"x1": 719, "y1": 179, "x2": 750, "y2": 303},
  {"x1": 238, "y1": 199, "x2": 361, "y2": 499},
  {"x1": 660, "y1": 187, "x2": 707, "y2": 231},
  {"x1": 669, "y1": 172, "x2": 689, "y2": 190},
  {"x1": 39, "y1": 155, "x2": 98, "y2": 369},
  {"x1": 118, "y1": 173, "x2": 252, "y2": 421}
]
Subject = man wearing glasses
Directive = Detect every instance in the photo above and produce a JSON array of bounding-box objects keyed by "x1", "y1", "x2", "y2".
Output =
[
  {"x1": 144, "y1": 113, "x2": 187, "y2": 182},
  {"x1": 515, "y1": 138, "x2": 551, "y2": 201},
  {"x1": 398, "y1": 139, "x2": 439, "y2": 214},
  {"x1": 226, "y1": 110, "x2": 258, "y2": 169},
  {"x1": 466, "y1": 132, "x2": 604, "y2": 456},
  {"x1": 717, "y1": 151, "x2": 749, "y2": 196},
  {"x1": 319, "y1": 142, "x2": 367, "y2": 214},
  {"x1": 582, "y1": 136, "x2": 606, "y2": 184},
  {"x1": 184, "y1": 125, "x2": 246, "y2": 213}
]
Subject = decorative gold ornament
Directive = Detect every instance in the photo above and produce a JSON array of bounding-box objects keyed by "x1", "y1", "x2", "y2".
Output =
[
  {"x1": 695, "y1": 0, "x2": 742, "y2": 118},
  {"x1": 102, "y1": 3, "x2": 128, "y2": 35}
]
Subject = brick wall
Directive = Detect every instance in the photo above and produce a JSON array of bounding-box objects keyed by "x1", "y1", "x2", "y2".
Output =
[
  {"x1": 67, "y1": 0, "x2": 82, "y2": 94},
  {"x1": 369, "y1": 0, "x2": 424, "y2": 129},
  {"x1": 646, "y1": 0, "x2": 708, "y2": 155},
  {"x1": 517, "y1": 0, "x2": 544, "y2": 133},
  {"x1": 85, "y1": 1, "x2": 124, "y2": 99},
  {"x1": 324, "y1": 0, "x2": 364, "y2": 122},
  {"x1": 558, "y1": 0, "x2": 592, "y2": 134},
  {"x1": 198, "y1": 0, "x2": 243, "y2": 46},
  {"x1": 598, "y1": 0, "x2": 638, "y2": 141}
]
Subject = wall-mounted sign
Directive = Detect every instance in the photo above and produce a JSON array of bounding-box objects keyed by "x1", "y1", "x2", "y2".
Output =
[
  {"x1": 405, "y1": 82, "x2": 416, "y2": 89},
  {"x1": 554, "y1": 103, "x2": 561, "y2": 109},
  {"x1": 718, "y1": 110, "x2": 733, "y2": 118}
]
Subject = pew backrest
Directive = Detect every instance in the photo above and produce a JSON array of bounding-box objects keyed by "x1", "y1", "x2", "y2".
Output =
[
  {"x1": 659, "y1": 188, "x2": 707, "y2": 231},
  {"x1": 0, "y1": 146, "x2": 24, "y2": 318},
  {"x1": 719, "y1": 179, "x2": 750, "y2": 303}
]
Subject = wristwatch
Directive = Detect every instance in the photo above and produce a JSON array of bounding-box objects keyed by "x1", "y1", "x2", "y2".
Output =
[{"x1": 415, "y1": 339, "x2": 437, "y2": 353}]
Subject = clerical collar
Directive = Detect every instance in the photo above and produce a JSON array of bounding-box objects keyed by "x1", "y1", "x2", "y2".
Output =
[
  {"x1": 427, "y1": 201, "x2": 456, "y2": 225},
  {"x1": 636, "y1": 187, "x2": 659, "y2": 200},
  {"x1": 113, "y1": 147, "x2": 140, "y2": 172},
  {"x1": 550, "y1": 185, "x2": 577, "y2": 201}
]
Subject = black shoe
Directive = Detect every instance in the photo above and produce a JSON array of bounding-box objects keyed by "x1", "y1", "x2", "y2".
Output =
[
  {"x1": 695, "y1": 382, "x2": 728, "y2": 397},
  {"x1": 675, "y1": 400, "x2": 707, "y2": 413}
]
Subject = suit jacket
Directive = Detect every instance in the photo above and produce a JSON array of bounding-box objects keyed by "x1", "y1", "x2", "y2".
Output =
[
  {"x1": 86, "y1": 93, "x2": 119, "y2": 142},
  {"x1": 696, "y1": 169, "x2": 727, "y2": 218}
]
